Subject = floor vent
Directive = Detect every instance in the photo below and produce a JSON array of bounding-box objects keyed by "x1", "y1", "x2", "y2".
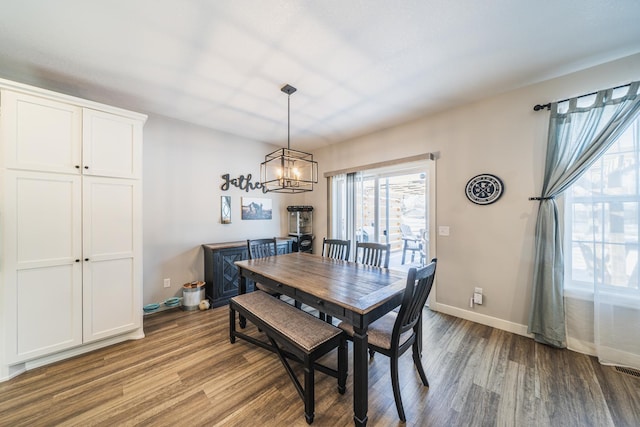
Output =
[{"x1": 615, "y1": 366, "x2": 640, "y2": 378}]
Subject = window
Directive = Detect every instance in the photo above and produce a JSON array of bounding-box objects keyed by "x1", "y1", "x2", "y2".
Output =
[{"x1": 564, "y1": 115, "x2": 640, "y2": 298}]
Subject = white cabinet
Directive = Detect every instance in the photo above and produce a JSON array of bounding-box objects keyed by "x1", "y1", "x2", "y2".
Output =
[
  {"x1": 82, "y1": 177, "x2": 142, "y2": 342},
  {"x1": 82, "y1": 108, "x2": 143, "y2": 179},
  {"x1": 1, "y1": 92, "x2": 142, "y2": 179},
  {"x1": 0, "y1": 80, "x2": 146, "y2": 377},
  {"x1": 3, "y1": 171, "x2": 83, "y2": 363},
  {"x1": 1, "y1": 91, "x2": 82, "y2": 174}
]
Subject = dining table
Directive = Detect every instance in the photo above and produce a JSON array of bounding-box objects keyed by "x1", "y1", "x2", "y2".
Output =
[{"x1": 235, "y1": 251, "x2": 408, "y2": 427}]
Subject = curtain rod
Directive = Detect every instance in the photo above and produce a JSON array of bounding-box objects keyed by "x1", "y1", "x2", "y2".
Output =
[{"x1": 532, "y1": 82, "x2": 632, "y2": 111}]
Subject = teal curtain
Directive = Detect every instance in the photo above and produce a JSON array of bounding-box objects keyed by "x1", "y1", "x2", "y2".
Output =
[{"x1": 528, "y1": 82, "x2": 640, "y2": 347}]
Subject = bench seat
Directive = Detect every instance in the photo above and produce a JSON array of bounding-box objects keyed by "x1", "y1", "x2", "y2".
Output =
[{"x1": 229, "y1": 290, "x2": 347, "y2": 424}]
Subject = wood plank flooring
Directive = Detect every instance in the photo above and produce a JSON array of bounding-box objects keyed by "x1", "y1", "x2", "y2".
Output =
[{"x1": 1, "y1": 306, "x2": 639, "y2": 426}]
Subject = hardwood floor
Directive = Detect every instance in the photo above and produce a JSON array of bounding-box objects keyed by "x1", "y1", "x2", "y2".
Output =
[{"x1": 1, "y1": 306, "x2": 639, "y2": 426}]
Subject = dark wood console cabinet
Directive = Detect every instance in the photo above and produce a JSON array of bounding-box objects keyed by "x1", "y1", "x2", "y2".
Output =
[{"x1": 202, "y1": 238, "x2": 293, "y2": 307}]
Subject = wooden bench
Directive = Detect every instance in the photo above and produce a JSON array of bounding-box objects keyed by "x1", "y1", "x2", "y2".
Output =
[{"x1": 229, "y1": 291, "x2": 347, "y2": 424}]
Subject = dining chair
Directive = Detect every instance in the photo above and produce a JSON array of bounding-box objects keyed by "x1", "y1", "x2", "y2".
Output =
[
  {"x1": 338, "y1": 258, "x2": 437, "y2": 422},
  {"x1": 321, "y1": 238, "x2": 351, "y2": 261},
  {"x1": 400, "y1": 224, "x2": 424, "y2": 265},
  {"x1": 355, "y1": 241, "x2": 390, "y2": 269},
  {"x1": 319, "y1": 238, "x2": 351, "y2": 324},
  {"x1": 247, "y1": 238, "x2": 281, "y2": 298}
]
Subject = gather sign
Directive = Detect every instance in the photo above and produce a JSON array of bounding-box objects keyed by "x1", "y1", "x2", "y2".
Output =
[{"x1": 220, "y1": 173, "x2": 267, "y2": 193}]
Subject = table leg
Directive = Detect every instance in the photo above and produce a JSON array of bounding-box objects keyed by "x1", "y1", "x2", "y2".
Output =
[
  {"x1": 352, "y1": 326, "x2": 369, "y2": 427},
  {"x1": 239, "y1": 272, "x2": 247, "y2": 329}
]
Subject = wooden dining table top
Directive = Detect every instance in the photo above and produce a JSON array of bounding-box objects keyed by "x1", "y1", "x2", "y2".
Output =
[{"x1": 235, "y1": 251, "x2": 407, "y2": 316}]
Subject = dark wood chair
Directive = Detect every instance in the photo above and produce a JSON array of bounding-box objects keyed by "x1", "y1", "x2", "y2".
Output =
[
  {"x1": 338, "y1": 258, "x2": 437, "y2": 422},
  {"x1": 400, "y1": 224, "x2": 423, "y2": 265},
  {"x1": 319, "y1": 238, "x2": 351, "y2": 323},
  {"x1": 247, "y1": 238, "x2": 281, "y2": 297},
  {"x1": 321, "y1": 238, "x2": 350, "y2": 261},
  {"x1": 248, "y1": 237, "x2": 278, "y2": 259},
  {"x1": 355, "y1": 241, "x2": 390, "y2": 269}
]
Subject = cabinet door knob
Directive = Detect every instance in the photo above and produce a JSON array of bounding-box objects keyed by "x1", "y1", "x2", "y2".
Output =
[
  {"x1": 75, "y1": 259, "x2": 80, "y2": 262},
  {"x1": 84, "y1": 258, "x2": 89, "y2": 262},
  {"x1": 75, "y1": 165, "x2": 80, "y2": 169},
  {"x1": 84, "y1": 166, "x2": 89, "y2": 169}
]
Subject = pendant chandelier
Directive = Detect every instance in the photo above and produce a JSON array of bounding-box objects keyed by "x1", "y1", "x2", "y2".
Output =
[{"x1": 260, "y1": 84, "x2": 318, "y2": 193}]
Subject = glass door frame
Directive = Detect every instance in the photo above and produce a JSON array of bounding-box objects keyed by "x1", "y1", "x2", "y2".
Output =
[{"x1": 328, "y1": 154, "x2": 436, "y2": 267}]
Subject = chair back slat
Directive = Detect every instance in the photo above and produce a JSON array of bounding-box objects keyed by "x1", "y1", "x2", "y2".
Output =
[
  {"x1": 322, "y1": 238, "x2": 351, "y2": 261},
  {"x1": 247, "y1": 238, "x2": 278, "y2": 260},
  {"x1": 395, "y1": 258, "x2": 437, "y2": 339},
  {"x1": 400, "y1": 224, "x2": 413, "y2": 238},
  {"x1": 355, "y1": 242, "x2": 390, "y2": 268}
]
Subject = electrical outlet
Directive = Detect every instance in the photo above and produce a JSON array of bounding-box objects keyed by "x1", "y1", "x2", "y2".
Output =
[
  {"x1": 163, "y1": 278, "x2": 171, "y2": 288},
  {"x1": 474, "y1": 287, "x2": 483, "y2": 294},
  {"x1": 473, "y1": 292, "x2": 483, "y2": 305}
]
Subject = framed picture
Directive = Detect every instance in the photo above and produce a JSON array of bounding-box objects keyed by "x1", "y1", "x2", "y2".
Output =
[
  {"x1": 241, "y1": 197, "x2": 272, "y2": 220},
  {"x1": 221, "y1": 196, "x2": 231, "y2": 224}
]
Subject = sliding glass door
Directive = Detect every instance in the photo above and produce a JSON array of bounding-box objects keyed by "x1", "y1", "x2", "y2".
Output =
[{"x1": 330, "y1": 158, "x2": 434, "y2": 269}]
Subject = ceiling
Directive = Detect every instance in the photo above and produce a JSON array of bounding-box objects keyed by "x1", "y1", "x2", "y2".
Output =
[{"x1": 1, "y1": 1, "x2": 639, "y2": 152}]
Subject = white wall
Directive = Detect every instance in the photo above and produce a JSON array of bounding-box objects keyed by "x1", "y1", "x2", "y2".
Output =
[
  {"x1": 304, "y1": 53, "x2": 640, "y2": 335},
  {"x1": 142, "y1": 116, "x2": 298, "y2": 304},
  {"x1": 140, "y1": 53, "x2": 640, "y2": 330}
]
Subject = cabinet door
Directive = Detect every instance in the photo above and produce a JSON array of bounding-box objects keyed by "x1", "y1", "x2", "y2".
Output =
[
  {"x1": 82, "y1": 109, "x2": 143, "y2": 179},
  {"x1": 3, "y1": 171, "x2": 83, "y2": 363},
  {"x1": 1, "y1": 90, "x2": 82, "y2": 173},
  {"x1": 214, "y1": 247, "x2": 249, "y2": 305},
  {"x1": 82, "y1": 177, "x2": 142, "y2": 343}
]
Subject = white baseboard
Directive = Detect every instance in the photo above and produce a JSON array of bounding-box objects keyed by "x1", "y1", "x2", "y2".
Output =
[
  {"x1": 430, "y1": 302, "x2": 532, "y2": 338},
  {"x1": 24, "y1": 329, "x2": 146, "y2": 371},
  {"x1": 1, "y1": 328, "x2": 145, "y2": 383},
  {"x1": 431, "y1": 304, "x2": 640, "y2": 369}
]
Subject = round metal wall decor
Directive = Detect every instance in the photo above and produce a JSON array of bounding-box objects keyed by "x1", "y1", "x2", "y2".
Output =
[{"x1": 465, "y1": 174, "x2": 504, "y2": 205}]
